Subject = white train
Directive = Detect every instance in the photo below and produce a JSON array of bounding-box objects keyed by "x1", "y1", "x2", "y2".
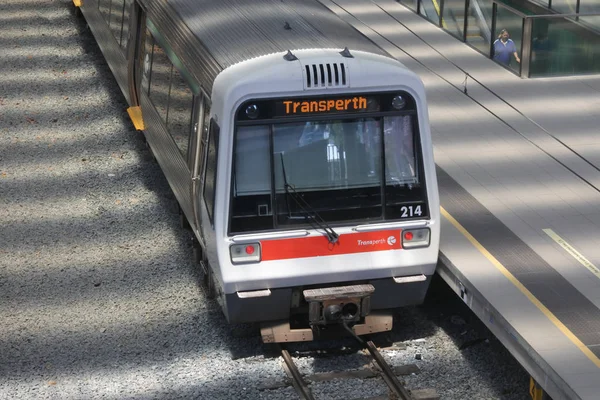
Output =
[{"x1": 76, "y1": 0, "x2": 440, "y2": 342}]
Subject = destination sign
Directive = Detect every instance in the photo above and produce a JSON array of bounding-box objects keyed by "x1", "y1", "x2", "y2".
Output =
[
  {"x1": 279, "y1": 96, "x2": 369, "y2": 116},
  {"x1": 236, "y1": 92, "x2": 415, "y2": 121}
]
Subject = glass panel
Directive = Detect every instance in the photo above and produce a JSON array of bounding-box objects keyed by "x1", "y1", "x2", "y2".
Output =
[
  {"x1": 398, "y1": 0, "x2": 419, "y2": 12},
  {"x1": 492, "y1": 8, "x2": 523, "y2": 73},
  {"x1": 441, "y1": 0, "x2": 466, "y2": 39},
  {"x1": 273, "y1": 118, "x2": 383, "y2": 226},
  {"x1": 120, "y1": 0, "x2": 132, "y2": 49},
  {"x1": 579, "y1": 0, "x2": 600, "y2": 34},
  {"x1": 98, "y1": 0, "x2": 111, "y2": 24},
  {"x1": 384, "y1": 116, "x2": 426, "y2": 219},
  {"x1": 530, "y1": 17, "x2": 600, "y2": 77},
  {"x1": 109, "y1": 0, "x2": 124, "y2": 45},
  {"x1": 529, "y1": 0, "x2": 551, "y2": 7},
  {"x1": 235, "y1": 126, "x2": 271, "y2": 196},
  {"x1": 466, "y1": 0, "x2": 493, "y2": 54},
  {"x1": 419, "y1": 0, "x2": 443, "y2": 26},
  {"x1": 149, "y1": 42, "x2": 172, "y2": 124},
  {"x1": 550, "y1": 0, "x2": 577, "y2": 14},
  {"x1": 141, "y1": 29, "x2": 153, "y2": 97},
  {"x1": 273, "y1": 119, "x2": 381, "y2": 192},
  {"x1": 168, "y1": 67, "x2": 193, "y2": 157},
  {"x1": 231, "y1": 126, "x2": 273, "y2": 233},
  {"x1": 384, "y1": 116, "x2": 417, "y2": 185}
]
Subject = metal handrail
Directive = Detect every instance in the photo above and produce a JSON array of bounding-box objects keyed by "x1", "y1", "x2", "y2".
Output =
[{"x1": 493, "y1": 0, "x2": 600, "y2": 19}]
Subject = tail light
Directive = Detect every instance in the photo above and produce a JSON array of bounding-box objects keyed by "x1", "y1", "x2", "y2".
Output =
[
  {"x1": 230, "y1": 243, "x2": 261, "y2": 264},
  {"x1": 402, "y1": 228, "x2": 430, "y2": 249}
]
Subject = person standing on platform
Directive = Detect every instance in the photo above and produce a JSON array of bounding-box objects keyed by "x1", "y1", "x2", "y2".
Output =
[{"x1": 492, "y1": 29, "x2": 520, "y2": 66}]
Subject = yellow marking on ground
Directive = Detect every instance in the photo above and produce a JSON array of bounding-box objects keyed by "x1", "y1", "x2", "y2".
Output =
[
  {"x1": 430, "y1": 0, "x2": 447, "y2": 29},
  {"x1": 441, "y1": 206, "x2": 600, "y2": 368},
  {"x1": 73, "y1": 0, "x2": 82, "y2": 7},
  {"x1": 543, "y1": 228, "x2": 600, "y2": 280},
  {"x1": 127, "y1": 106, "x2": 145, "y2": 130}
]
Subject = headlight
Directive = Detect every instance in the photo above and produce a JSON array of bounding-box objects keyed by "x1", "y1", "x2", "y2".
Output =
[
  {"x1": 230, "y1": 242, "x2": 261, "y2": 264},
  {"x1": 402, "y1": 228, "x2": 430, "y2": 249}
]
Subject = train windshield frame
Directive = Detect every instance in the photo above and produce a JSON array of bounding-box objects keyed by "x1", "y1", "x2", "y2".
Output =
[{"x1": 229, "y1": 92, "x2": 429, "y2": 235}]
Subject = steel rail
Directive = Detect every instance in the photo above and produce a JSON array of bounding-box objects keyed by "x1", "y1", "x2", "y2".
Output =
[
  {"x1": 280, "y1": 346, "x2": 315, "y2": 400},
  {"x1": 366, "y1": 340, "x2": 413, "y2": 400}
]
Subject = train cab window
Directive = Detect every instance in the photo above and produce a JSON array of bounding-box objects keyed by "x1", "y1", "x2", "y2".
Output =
[
  {"x1": 229, "y1": 93, "x2": 428, "y2": 234},
  {"x1": 383, "y1": 115, "x2": 423, "y2": 219},
  {"x1": 272, "y1": 118, "x2": 383, "y2": 225},
  {"x1": 168, "y1": 67, "x2": 193, "y2": 157},
  {"x1": 231, "y1": 126, "x2": 272, "y2": 232},
  {"x1": 203, "y1": 120, "x2": 219, "y2": 226}
]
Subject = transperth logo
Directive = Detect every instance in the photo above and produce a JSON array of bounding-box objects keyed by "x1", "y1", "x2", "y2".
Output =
[{"x1": 356, "y1": 236, "x2": 397, "y2": 246}]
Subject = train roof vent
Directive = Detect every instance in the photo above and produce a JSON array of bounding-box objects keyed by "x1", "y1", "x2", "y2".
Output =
[{"x1": 304, "y1": 63, "x2": 348, "y2": 89}]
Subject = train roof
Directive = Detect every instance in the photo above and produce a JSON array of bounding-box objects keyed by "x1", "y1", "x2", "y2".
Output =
[{"x1": 144, "y1": 0, "x2": 389, "y2": 94}]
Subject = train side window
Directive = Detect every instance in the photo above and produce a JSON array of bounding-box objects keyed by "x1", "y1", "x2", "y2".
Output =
[
  {"x1": 148, "y1": 42, "x2": 172, "y2": 124},
  {"x1": 168, "y1": 67, "x2": 193, "y2": 157},
  {"x1": 120, "y1": 0, "x2": 132, "y2": 50},
  {"x1": 108, "y1": 0, "x2": 125, "y2": 46},
  {"x1": 203, "y1": 120, "x2": 219, "y2": 226},
  {"x1": 141, "y1": 28, "x2": 154, "y2": 97},
  {"x1": 98, "y1": 0, "x2": 111, "y2": 25}
]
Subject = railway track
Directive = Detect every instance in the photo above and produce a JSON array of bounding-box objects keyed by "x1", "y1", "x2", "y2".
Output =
[{"x1": 270, "y1": 338, "x2": 439, "y2": 400}]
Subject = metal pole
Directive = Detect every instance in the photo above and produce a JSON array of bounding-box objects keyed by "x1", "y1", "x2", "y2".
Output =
[
  {"x1": 490, "y1": 2, "x2": 497, "y2": 59},
  {"x1": 521, "y1": 17, "x2": 533, "y2": 78},
  {"x1": 463, "y1": 0, "x2": 470, "y2": 42}
]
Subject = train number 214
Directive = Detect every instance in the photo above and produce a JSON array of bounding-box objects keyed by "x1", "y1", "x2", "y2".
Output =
[{"x1": 400, "y1": 205, "x2": 422, "y2": 218}]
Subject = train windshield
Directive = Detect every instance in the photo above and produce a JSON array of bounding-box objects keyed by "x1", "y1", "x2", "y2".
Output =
[{"x1": 230, "y1": 100, "x2": 428, "y2": 234}]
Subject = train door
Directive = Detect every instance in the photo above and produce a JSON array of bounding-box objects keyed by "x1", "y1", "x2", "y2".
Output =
[
  {"x1": 191, "y1": 96, "x2": 210, "y2": 245},
  {"x1": 191, "y1": 95, "x2": 214, "y2": 296}
]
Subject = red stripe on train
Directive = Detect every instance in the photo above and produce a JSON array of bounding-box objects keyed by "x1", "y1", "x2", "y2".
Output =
[{"x1": 261, "y1": 229, "x2": 402, "y2": 261}]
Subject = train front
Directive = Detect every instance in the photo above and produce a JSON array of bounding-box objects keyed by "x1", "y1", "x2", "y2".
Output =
[{"x1": 211, "y1": 50, "x2": 440, "y2": 342}]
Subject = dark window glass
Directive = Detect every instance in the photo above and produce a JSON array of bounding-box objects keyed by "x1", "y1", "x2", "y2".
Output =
[
  {"x1": 109, "y1": 0, "x2": 124, "y2": 45},
  {"x1": 383, "y1": 115, "x2": 426, "y2": 219},
  {"x1": 273, "y1": 118, "x2": 383, "y2": 226},
  {"x1": 141, "y1": 28, "x2": 153, "y2": 97},
  {"x1": 231, "y1": 125, "x2": 272, "y2": 233},
  {"x1": 168, "y1": 67, "x2": 193, "y2": 157},
  {"x1": 98, "y1": 0, "x2": 111, "y2": 24},
  {"x1": 204, "y1": 120, "x2": 219, "y2": 225},
  {"x1": 148, "y1": 43, "x2": 172, "y2": 124},
  {"x1": 230, "y1": 109, "x2": 428, "y2": 234},
  {"x1": 120, "y1": 0, "x2": 132, "y2": 49}
]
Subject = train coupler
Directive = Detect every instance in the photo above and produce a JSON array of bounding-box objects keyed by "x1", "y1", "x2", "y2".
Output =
[{"x1": 304, "y1": 284, "x2": 375, "y2": 326}]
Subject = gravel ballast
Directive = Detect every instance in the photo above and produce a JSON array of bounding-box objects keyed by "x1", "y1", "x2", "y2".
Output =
[{"x1": 1, "y1": 1, "x2": 530, "y2": 398}]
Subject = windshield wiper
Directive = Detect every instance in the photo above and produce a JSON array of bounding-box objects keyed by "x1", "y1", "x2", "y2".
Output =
[{"x1": 279, "y1": 154, "x2": 339, "y2": 245}]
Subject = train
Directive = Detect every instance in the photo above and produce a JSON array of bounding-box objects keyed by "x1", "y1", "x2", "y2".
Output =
[{"x1": 75, "y1": 0, "x2": 440, "y2": 342}]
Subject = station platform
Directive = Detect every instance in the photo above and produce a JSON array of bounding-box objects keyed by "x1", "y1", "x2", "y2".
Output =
[{"x1": 314, "y1": 0, "x2": 600, "y2": 398}]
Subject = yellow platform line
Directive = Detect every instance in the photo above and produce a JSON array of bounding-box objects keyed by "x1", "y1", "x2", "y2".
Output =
[
  {"x1": 543, "y1": 228, "x2": 600, "y2": 281},
  {"x1": 441, "y1": 206, "x2": 600, "y2": 368}
]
